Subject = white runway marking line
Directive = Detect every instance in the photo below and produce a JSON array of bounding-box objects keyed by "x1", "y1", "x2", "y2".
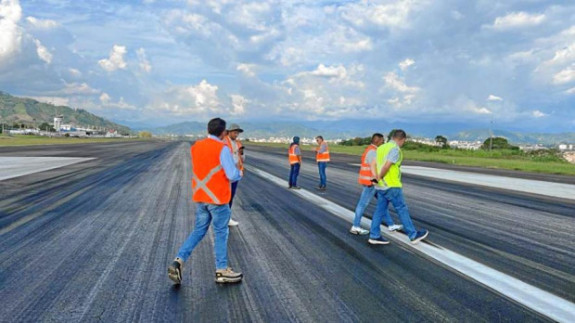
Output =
[
  {"x1": 249, "y1": 166, "x2": 575, "y2": 323},
  {"x1": 0, "y1": 157, "x2": 95, "y2": 181},
  {"x1": 349, "y1": 163, "x2": 575, "y2": 200}
]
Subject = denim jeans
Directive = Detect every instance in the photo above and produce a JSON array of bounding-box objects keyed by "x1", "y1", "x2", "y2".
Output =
[
  {"x1": 370, "y1": 188, "x2": 417, "y2": 240},
  {"x1": 318, "y1": 162, "x2": 327, "y2": 187},
  {"x1": 352, "y1": 185, "x2": 376, "y2": 227},
  {"x1": 229, "y1": 181, "x2": 239, "y2": 208},
  {"x1": 176, "y1": 202, "x2": 230, "y2": 270},
  {"x1": 289, "y1": 163, "x2": 300, "y2": 187}
]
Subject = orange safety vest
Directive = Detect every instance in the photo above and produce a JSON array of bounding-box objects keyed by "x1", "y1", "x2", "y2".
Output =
[
  {"x1": 358, "y1": 144, "x2": 377, "y2": 186},
  {"x1": 288, "y1": 144, "x2": 300, "y2": 165},
  {"x1": 316, "y1": 142, "x2": 330, "y2": 162},
  {"x1": 191, "y1": 138, "x2": 231, "y2": 205},
  {"x1": 224, "y1": 136, "x2": 244, "y2": 171}
]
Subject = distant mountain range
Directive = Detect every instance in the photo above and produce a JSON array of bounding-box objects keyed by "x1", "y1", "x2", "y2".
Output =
[
  {"x1": 150, "y1": 120, "x2": 575, "y2": 146},
  {"x1": 0, "y1": 91, "x2": 130, "y2": 133}
]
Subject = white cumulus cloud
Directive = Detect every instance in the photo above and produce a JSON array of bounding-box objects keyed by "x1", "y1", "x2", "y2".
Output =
[
  {"x1": 98, "y1": 45, "x2": 127, "y2": 72},
  {"x1": 100, "y1": 92, "x2": 111, "y2": 104},
  {"x1": 0, "y1": 0, "x2": 23, "y2": 65},
  {"x1": 230, "y1": 94, "x2": 247, "y2": 115},
  {"x1": 237, "y1": 63, "x2": 256, "y2": 77},
  {"x1": 310, "y1": 64, "x2": 347, "y2": 79},
  {"x1": 532, "y1": 110, "x2": 547, "y2": 118},
  {"x1": 553, "y1": 66, "x2": 575, "y2": 84},
  {"x1": 26, "y1": 16, "x2": 58, "y2": 29},
  {"x1": 488, "y1": 94, "x2": 503, "y2": 101},
  {"x1": 399, "y1": 58, "x2": 415, "y2": 71},
  {"x1": 34, "y1": 39, "x2": 52, "y2": 64},
  {"x1": 157, "y1": 80, "x2": 220, "y2": 116},
  {"x1": 136, "y1": 48, "x2": 151, "y2": 73},
  {"x1": 490, "y1": 12, "x2": 545, "y2": 30}
]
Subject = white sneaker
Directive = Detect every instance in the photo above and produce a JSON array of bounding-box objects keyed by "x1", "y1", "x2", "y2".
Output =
[
  {"x1": 349, "y1": 226, "x2": 369, "y2": 235},
  {"x1": 388, "y1": 224, "x2": 403, "y2": 232},
  {"x1": 228, "y1": 219, "x2": 239, "y2": 227}
]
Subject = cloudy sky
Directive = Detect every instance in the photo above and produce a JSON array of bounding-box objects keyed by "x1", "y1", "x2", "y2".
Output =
[{"x1": 0, "y1": 0, "x2": 574, "y2": 132}]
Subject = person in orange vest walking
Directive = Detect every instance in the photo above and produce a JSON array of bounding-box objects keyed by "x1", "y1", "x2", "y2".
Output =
[
  {"x1": 168, "y1": 118, "x2": 243, "y2": 285},
  {"x1": 224, "y1": 123, "x2": 245, "y2": 227},
  {"x1": 315, "y1": 135, "x2": 330, "y2": 191},
  {"x1": 349, "y1": 133, "x2": 404, "y2": 235},
  {"x1": 288, "y1": 136, "x2": 302, "y2": 189}
]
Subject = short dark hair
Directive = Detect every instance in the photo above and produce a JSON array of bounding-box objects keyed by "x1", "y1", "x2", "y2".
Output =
[
  {"x1": 315, "y1": 135, "x2": 324, "y2": 140},
  {"x1": 207, "y1": 118, "x2": 226, "y2": 136},
  {"x1": 371, "y1": 133, "x2": 384, "y2": 143},
  {"x1": 392, "y1": 129, "x2": 407, "y2": 139}
]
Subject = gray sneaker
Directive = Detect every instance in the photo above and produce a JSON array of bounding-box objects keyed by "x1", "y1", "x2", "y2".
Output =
[
  {"x1": 228, "y1": 219, "x2": 239, "y2": 227},
  {"x1": 388, "y1": 224, "x2": 403, "y2": 232},
  {"x1": 349, "y1": 226, "x2": 369, "y2": 235},
  {"x1": 215, "y1": 267, "x2": 243, "y2": 284}
]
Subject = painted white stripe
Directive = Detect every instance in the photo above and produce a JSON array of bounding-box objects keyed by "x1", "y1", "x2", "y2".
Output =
[
  {"x1": 0, "y1": 157, "x2": 95, "y2": 181},
  {"x1": 349, "y1": 163, "x2": 575, "y2": 200},
  {"x1": 249, "y1": 166, "x2": 575, "y2": 323}
]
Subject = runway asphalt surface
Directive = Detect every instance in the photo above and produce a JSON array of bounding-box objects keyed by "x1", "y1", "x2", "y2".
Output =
[{"x1": 1, "y1": 141, "x2": 574, "y2": 322}]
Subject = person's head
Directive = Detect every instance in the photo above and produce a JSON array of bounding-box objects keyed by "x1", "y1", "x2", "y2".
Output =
[
  {"x1": 293, "y1": 136, "x2": 300, "y2": 144},
  {"x1": 227, "y1": 123, "x2": 244, "y2": 140},
  {"x1": 315, "y1": 135, "x2": 324, "y2": 145},
  {"x1": 391, "y1": 129, "x2": 407, "y2": 147},
  {"x1": 207, "y1": 117, "x2": 227, "y2": 139},
  {"x1": 371, "y1": 133, "x2": 384, "y2": 146}
]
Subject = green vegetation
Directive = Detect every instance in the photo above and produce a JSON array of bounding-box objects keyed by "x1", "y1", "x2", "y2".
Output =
[
  {"x1": 0, "y1": 135, "x2": 145, "y2": 146},
  {"x1": 481, "y1": 137, "x2": 518, "y2": 150},
  {"x1": 138, "y1": 131, "x2": 153, "y2": 138},
  {"x1": 246, "y1": 141, "x2": 575, "y2": 176},
  {"x1": 0, "y1": 91, "x2": 131, "y2": 134}
]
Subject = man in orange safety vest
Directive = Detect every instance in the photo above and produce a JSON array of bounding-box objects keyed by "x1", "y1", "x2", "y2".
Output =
[{"x1": 168, "y1": 118, "x2": 243, "y2": 285}]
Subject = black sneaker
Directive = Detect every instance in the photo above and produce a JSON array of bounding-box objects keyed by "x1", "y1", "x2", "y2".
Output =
[
  {"x1": 168, "y1": 258, "x2": 183, "y2": 284},
  {"x1": 215, "y1": 267, "x2": 243, "y2": 284},
  {"x1": 410, "y1": 230, "x2": 429, "y2": 244},
  {"x1": 368, "y1": 236, "x2": 390, "y2": 245},
  {"x1": 292, "y1": 186, "x2": 301, "y2": 190}
]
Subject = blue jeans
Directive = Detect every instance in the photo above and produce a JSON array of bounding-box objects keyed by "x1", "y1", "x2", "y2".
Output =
[
  {"x1": 352, "y1": 185, "x2": 376, "y2": 227},
  {"x1": 176, "y1": 203, "x2": 230, "y2": 270},
  {"x1": 229, "y1": 181, "x2": 239, "y2": 208},
  {"x1": 318, "y1": 162, "x2": 327, "y2": 187},
  {"x1": 370, "y1": 188, "x2": 417, "y2": 240},
  {"x1": 289, "y1": 163, "x2": 300, "y2": 187}
]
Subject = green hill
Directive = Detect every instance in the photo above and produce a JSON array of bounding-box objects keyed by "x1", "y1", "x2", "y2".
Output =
[{"x1": 0, "y1": 91, "x2": 130, "y2": 134}]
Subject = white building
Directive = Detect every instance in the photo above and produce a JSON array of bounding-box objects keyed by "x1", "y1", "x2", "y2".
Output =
[
  {"x1": 558, "y1": 144, "x2": 574, "y2": 151},
  {"x1": 54, "y1": 115, "x2": 63, "y2": 131}
]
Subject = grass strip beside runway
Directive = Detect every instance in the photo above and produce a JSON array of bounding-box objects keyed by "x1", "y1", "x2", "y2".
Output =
[
  {"x1": 0, "y1": 135, "x2": 150, "y2": 147},
  {"x1": 246, "y1": 142, "x2": 575, "y2": 176}
]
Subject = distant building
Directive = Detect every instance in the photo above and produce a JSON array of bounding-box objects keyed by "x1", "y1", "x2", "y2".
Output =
[
  {"x1": 54, "y1": 115, "x2": 63, "y2": 131},
  {"x1": 558, "y1": 144, "x2": 575, "y2": 151}
]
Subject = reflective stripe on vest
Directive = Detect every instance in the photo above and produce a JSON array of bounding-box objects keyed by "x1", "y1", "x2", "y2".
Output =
[
  {"x1": 225, "y1": 136, "x2": 244, "y2": 171},
  {"x1": 316, "y1": 142, "x2": 330, "y2": 162},
  {"x1": 358, "y1": 144, "x2": 377, "y2": 186},
  {"x1": 191, "y1": 138, "x2": 231, "y2": 204},
  {"x1": 288, "y1": 144, "x2": 300, "y2": 165},
  {"x1": 192, "y1": 165, "x2": 223, "y2": 204},
  {"x1": 376, "y1": 141, "x2": 403, "y2": 189}
]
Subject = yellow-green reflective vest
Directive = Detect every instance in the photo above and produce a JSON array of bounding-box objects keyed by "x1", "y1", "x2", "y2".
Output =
[{"x1": 376, "y1": 141, "x2": 403, "y2": 188}]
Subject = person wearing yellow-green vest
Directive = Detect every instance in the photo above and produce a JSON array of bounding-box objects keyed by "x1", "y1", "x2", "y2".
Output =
[{"x1": 368, "y1": 129, "x2": 429, "y2": 245}]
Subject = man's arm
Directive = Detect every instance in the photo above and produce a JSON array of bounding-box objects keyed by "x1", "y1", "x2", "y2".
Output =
[
  {"x1": 377, "y1": 147, "x2": 400, "y2": 180},
  {"x1": 220, "y1": 146, "x2": 242, "y2": 182},
  {"x1": 296, "y1": 145, "x2": 302, "y2": 163},
  {"x1": 370, "y1": 158, "x2": 378, "y2": 178},
  {"x1": 377, "y1": 160, "x2": 393, "y2": 181}
]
